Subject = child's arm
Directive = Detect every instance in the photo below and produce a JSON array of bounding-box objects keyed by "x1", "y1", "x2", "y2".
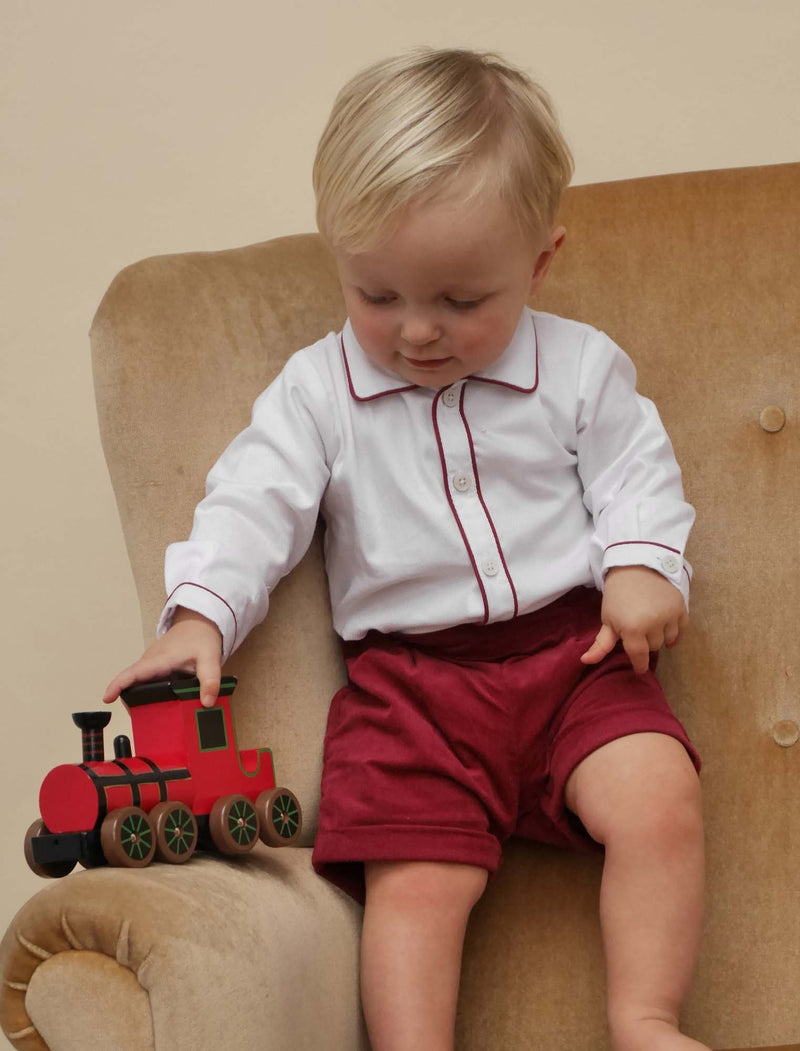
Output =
[
  {"x1": 580, "y1": 565, "x2": 688, "y2": 674},
  {"x1": 573, "y1": 331, "x2": 694, "y2": 657},
  {"x1": 158, "y1": 352, "x2": 332, "y2": 664},
  {"x1": 102, "y1": 607, "x2": 223, "y2": 708}
]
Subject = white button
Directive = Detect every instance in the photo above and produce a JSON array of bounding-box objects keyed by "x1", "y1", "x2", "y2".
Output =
[
  {"x1": 442, "y1": 389, "x2": 458, "y2": 407},
  {"x1": 659, "y1": 554, "x2": 681, "y2": 574},
  {"x1": 482, "y1": 558, "x2": 500, "y2": 577},
  {"x1": 452, "y1": 473, "x2": 473, "y2": 493}
]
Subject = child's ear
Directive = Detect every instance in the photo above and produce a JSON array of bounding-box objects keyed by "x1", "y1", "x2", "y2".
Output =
[{"x1": 529, "y1": 226, "x2": 566, "y2": 295}]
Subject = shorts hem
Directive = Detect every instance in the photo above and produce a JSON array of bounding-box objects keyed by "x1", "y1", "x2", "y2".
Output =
[
  {"x1": 312, "y1": 825, "x2": 501, "y2": 904},
  {"x1": 554, "y1": 719, "x2": 701, "y2": 789}
]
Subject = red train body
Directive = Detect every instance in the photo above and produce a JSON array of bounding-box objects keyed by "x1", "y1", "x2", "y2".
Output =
[{"x1": 25, "y1": 676, "x2": 302, "y2": 877}]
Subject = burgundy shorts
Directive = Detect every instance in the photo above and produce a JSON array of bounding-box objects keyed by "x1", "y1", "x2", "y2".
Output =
[{"x1": 312, "y1": 587, "x2": 700, "y2": 904}]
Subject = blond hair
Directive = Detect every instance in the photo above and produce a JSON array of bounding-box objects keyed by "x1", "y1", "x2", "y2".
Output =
[{"x1": 313, "y1": 48, "x2": 574, "y2": 253}]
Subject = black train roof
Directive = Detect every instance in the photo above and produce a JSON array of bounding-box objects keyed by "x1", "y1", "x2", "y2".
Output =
[{"x1": 121, "y1": 675, "x2": 237, "y2": 708}]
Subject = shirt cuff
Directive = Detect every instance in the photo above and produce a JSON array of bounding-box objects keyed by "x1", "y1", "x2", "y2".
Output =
[
  {"x1": 602, "y1": 541, "x2": 692, "y2": 609},
  {"x1": 157, "y1": 582, "x2": 238, "y2": 661}
]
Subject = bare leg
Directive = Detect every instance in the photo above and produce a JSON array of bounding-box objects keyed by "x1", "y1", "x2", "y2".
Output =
[
  {"x1": 566, "y1": 733, "x2": 709, "y2": 1051},
  {"x1": 361, "y1": 860, "x2": 488, "y2": 1051}
]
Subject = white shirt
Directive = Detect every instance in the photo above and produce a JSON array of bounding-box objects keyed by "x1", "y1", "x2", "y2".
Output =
[{"x1": 158, "y1": 308, "x2": 694, "y2": 660}]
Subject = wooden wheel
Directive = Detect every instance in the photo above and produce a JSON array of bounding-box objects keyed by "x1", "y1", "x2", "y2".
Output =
[
  {"x1": 256, "y1": 788, "x2": 302, "y2": 847},
  {"x1": 78, "y1": 851, "x2": 106, "y2": 869},
  {"x1": 100, "y1": 806, "x2": 156, "y2": 867},
  {"x1": 208, "y1": 794, "x2": 260, "y2": 855},
  {"x1": 23, "y1": 819, "x2": 76, "y2": 878},
  {"x1": 150, "y1": 801, "x2": 198, "y2": 863}
]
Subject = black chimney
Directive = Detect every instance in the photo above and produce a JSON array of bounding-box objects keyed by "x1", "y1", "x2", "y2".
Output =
[{"x1": 72, "y1": 712, "x2": 112, "y2": 763}]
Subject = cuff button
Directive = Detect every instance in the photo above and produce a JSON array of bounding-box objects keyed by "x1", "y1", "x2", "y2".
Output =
[{"x1": 659, "y1": 554, "x2": 681, "y2": 574}]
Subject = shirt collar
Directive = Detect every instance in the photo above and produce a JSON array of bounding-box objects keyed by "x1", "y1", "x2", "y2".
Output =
[{"x1": 341, "y1": 308, "x2": 539, "y2": 402}]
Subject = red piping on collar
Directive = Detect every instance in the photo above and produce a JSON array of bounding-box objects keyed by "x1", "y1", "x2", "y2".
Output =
[
  {"x1": 340, "y1": 334, "x2": 417, "y2": 402},
  {"x1": 340, "y1": 314, "x2": 539, "y2": 401},
  {"x1": 469, "y1": 314, "x2": 539, "y2": 394}
]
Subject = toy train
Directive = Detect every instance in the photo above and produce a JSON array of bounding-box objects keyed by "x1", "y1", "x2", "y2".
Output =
[{"x1": 24, "y1": 675, "x2": 302, "y2": 877}]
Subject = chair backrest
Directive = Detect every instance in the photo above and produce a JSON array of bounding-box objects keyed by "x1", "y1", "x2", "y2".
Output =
[{"x1": 91, "y1": 163, "x2": 800, "y2": 1048}]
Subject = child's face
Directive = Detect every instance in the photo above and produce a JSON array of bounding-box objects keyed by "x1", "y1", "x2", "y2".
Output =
[{"x1": 335, "y1": 191, "x2": 564, "y2": 389}]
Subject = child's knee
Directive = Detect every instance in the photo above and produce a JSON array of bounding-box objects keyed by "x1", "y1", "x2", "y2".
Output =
[
  {"x1": 364, "y1": 860, "x2": 488, "y2": 914},
  {"x1": 613, "y1": 760, "x2": 703, "y2": 854},
  {"x1": 568, "y1": 733, "x2": 703, "y2": 849}
]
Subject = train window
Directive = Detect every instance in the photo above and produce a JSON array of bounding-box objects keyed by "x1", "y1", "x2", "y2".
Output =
[{"x1": 195, "y1": 708, "x2": 229, "y2": 752}]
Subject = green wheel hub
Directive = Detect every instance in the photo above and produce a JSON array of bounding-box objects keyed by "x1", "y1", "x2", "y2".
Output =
[
  {"x1": 271, "y1": 793, "x2": 301, "y2": 840},
  {"x1": 227, "y1": 799, "x2": 258, "y2": 847},
  {"x1": 121, "y1": 811, "x2": 154, "y2": 861},
  {"x1": 163, "y1": 808, "x2": 194, "y2": 855}
]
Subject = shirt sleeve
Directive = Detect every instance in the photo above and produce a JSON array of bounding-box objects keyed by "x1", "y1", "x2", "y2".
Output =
[
  {"x1": 576, "y1": 330, "x2": 695, "y2": 607},
  {"x1": 156, "y1": 355, "x2": 332, "y2": 660}
]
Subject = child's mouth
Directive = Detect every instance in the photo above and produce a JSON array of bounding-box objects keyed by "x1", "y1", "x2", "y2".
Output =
[{"x1": 404, "y1": 356, "x2": 454, "y2": 369}]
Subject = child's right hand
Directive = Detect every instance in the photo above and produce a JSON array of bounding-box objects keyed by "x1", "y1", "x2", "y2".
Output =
[{"x1": 102, "y1": 607, "x2": 224, "y2": 708}]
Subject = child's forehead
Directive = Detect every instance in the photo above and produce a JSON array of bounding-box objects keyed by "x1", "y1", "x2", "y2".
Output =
[
  {"x1": 336, "y1": 193, "x2": 539, "y2": 290},
  {"x1": 366, "y1": 187, "x2": 536, "y2": 259}
]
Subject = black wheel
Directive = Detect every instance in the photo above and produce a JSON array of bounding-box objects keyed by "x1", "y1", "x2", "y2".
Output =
[
  {"x1": 208, "y1": 794, "x2": 260, "y2": 855},
  {"x1": 150, "y1": 801, "x2": 198, "y2": 863},
  {"x1": 256, "y1": 788, "x2": 302, "y2": 847},
  {"x1": 78, "y1": 851, "x2": 106, "y2": 869},
  {"x1": 23, "y1": 819, "x2": 76, "y2": 878},
  {"x1": 100, "y1": 807, "x2": 156, "y2": 867}
]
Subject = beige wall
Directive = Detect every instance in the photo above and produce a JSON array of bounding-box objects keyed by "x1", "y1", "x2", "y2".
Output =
[{"x1": 2, "y1": 0, "x2": 798, "y2": 984}]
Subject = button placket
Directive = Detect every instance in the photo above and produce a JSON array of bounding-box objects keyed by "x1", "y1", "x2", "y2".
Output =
[{"x1": 433, "y1": 385, "x2": 516, "y2": 619}]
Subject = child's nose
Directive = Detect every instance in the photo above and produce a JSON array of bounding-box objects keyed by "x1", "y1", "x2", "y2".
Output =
[{"x1": 401, "y1": 313, "x2": 440, "y2": 346}]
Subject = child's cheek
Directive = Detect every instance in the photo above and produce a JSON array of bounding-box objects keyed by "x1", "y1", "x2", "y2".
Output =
[
  {"x1": 351, "y1": 306, "x2": 393, "y2": 358},
  {"x1": 459, "y1": 316, "x2": 495, "y2": 356}
]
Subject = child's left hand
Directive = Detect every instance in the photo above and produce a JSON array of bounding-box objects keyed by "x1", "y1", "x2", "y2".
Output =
[{"x1": 580, "y1": 565, "x2": 688, "y2": 674}]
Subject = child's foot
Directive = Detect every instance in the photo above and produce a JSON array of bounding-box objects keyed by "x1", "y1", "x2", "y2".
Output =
[{"x1": 610, "y1": 1017, "x2": 711, "y2": 1051}]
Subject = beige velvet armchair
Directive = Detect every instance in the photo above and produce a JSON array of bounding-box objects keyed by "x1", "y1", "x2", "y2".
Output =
[{"x1": 1, "y1": 163, "x2": 798, "y2": 1051}]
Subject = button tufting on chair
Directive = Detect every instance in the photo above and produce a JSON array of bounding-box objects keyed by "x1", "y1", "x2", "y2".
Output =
[
  {"x1": 772, "y1": 720, "x2": 800, "y2": 747},
  {"x1": 759, "y1": 406, "x2": 786, "y2": 432}
]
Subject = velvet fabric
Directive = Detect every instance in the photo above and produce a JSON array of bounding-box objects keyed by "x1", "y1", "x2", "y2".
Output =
[{"x1": 1, "y1": 163, "x2": 798, "y2": 1049}]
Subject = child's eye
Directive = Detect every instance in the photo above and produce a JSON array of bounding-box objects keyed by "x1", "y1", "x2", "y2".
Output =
[
  {"x1": 358, "y1": 290, "x2": 395, "y2": 306},
  {"x1": 445, "y1": 297, "x2": 483, "y2": 310}
]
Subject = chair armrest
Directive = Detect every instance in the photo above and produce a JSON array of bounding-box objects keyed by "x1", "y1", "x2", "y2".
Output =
[{"x1": 1, "y1": 848, "x2": 366, "y2": 1051}]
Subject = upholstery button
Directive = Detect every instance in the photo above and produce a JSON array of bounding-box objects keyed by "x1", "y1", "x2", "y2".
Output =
[
  {"x1": 453, "y1": 473, "x2": 473, "y2": 493},
  {"x1": 442, "y1": 389, "x2": 459, "y2": 407},
  {"x1": 759, "y1": 406, "x2": 786, "y2": 433},
  {"x1": 772, "y1": 720, "x2": 799, "y2": 748},
  {"x1": 482, "y1": 558, "x2": 500, "y2": 577},
  {"x1": 659, "y1": 554, "x2": 681, "y2": 574}
]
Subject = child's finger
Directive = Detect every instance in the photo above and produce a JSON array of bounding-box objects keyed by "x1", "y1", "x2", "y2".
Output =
[
  {"x1": 580, "y1": 624, "x2": 618, "y2": 665},
  {"x1": 664, "y1": 621, "x2": 682, "y2": 648},
  {"x1": 102, "y1": 653, "x2": 187, "y2": 703},
  {"x1": 102, "y1": 665, "x2": 144, "y2": 703},
  {"x1": 102, "y1": 679, "x2": 124, "y2": 704},
  {"x1": 196, "y1": 655, "x2": 222, "y2": 708},
  {"x1": 621, "y1": 632, "x2": 651, "y2": 674}
]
